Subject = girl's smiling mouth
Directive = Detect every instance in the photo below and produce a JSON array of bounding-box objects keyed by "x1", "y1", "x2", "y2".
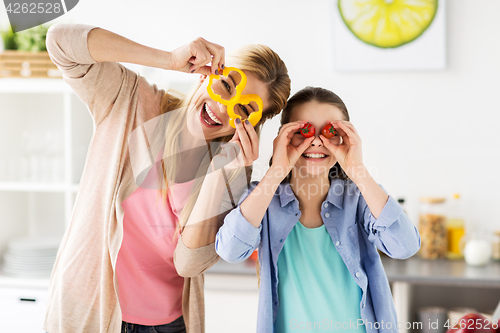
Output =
[{"x1": 301, "y1": 152, "x2": 329, "y2": 160}]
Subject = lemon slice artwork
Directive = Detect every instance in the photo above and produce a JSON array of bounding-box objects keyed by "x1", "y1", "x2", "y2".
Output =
[{"x1": 338, "y1": 0, "x2": 438, "y2": 48}]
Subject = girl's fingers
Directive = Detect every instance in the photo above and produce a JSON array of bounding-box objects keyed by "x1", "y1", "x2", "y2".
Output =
[
  {"x1": 332, "y1": 125, "x2": 348, "y2": 141},
  {"x1": 334, "y1": 122, "x2": 357, "y2": 144},
  {"x1": 319, "y1": 135, "x2": 339, "y2": 154},
  {"x1": 296, "y1": 136, "x2": 314, "y2": 154},
  {"x1": 340, "y1": 121, "x2": 360, "y2": 137},
  {"x1": 278, "y1": 121, "x2": 306, "y2": 140},
  {"x1": 343, "y1": 121, "x2": 359, "y2": 134},
  {"x1": 278, "y1": 120, "x2": 307, "y2": 132},
  {"x1": 334, "y1": 121, "x2": 360, "y2": 145}
]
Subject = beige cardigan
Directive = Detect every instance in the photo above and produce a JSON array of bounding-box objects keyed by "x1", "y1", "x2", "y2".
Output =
[{"x1": 44, "y1": 24, "x2": 219, "y2": 333}]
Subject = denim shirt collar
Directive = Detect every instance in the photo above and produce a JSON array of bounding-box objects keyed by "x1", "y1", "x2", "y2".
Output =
[{"x1": 278, "y1": 178, "x2": 345, "y2": 210}]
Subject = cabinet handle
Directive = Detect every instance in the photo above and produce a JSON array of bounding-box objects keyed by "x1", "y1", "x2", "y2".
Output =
[{"x1": 20, "y1": 298, "x2": 36, "y2": 302}]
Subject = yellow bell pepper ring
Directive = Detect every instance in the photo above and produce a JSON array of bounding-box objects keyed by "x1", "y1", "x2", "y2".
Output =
[
  {"x1": 206, "y1": 66, "x2": 264, "y2": 129},
  {"x1": 207, "y1": 67, "x2": 247, "y2": 104},
  {"x1": 227, "y1": 94, "x2": 263, "y2": 128}
]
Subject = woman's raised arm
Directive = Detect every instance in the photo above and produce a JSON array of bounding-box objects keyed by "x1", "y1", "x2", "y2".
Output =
[{"x1": 87, "y1": 28, "x2": 224, "y2": 75}]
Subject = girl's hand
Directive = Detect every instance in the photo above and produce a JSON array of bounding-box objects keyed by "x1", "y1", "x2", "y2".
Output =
[
  {"x1": 270, "y1": 121, "x2": 313, "y2": 180},
  {"x1": 210, "y1": 120, "x2": 259, "y2": 172},
  {"x1": 319, "y1": 120, "x2": 364, "y2": 179},
  {"x1": 166, "y1": 37, "x2": 225, "y2": 76}
]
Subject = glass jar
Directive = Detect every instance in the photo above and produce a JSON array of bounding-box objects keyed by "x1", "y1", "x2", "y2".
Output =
[
  {"x1": 419, "y1": 197, "x2": 447, "y2": 259},
  {"x1": 446, "y1": 193, "x2": 465, "y2": 259},
  {"x1": 492, "y1": 231, "x2": 500, "y2": 261},
  {"x1": 460, "y1": 231, "x2": 492, "y2": 266}
]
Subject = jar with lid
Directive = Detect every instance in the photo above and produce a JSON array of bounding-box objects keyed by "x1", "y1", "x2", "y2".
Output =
[{"x1": 419, "y1": 197, "x2": 447, "y2": 259}]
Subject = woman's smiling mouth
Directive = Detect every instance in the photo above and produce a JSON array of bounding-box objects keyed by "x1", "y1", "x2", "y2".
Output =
[{"x1": 200, "y1": 103, "x2": 223, "y2": 127}]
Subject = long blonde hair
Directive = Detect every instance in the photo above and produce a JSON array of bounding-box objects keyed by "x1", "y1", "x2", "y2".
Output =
[{"x1": 158, "y1": 44, "x2": 291, "y2": 234}]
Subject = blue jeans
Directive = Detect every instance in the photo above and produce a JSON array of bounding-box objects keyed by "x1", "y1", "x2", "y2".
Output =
[{"x1": 121, "y1": 316, "x2": 186, "y2": 333}]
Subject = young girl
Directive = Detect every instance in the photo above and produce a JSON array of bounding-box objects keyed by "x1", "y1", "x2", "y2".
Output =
[
  {"x1": 216, "y1": 87, "x2": 420, "y2": 333},
  {"x1": 44, "y1": 24, "x2": 290, "y2": 333}
]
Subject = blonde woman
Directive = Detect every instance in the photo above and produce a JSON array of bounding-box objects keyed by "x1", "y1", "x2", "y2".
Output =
[{"x1": 44, "y1": 24, "x2": 290, "y2": 333}]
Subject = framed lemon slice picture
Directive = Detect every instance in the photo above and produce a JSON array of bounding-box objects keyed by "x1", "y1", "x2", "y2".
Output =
[{"x1": 334, "y1": 0, "x2": 446, "y2": 71}]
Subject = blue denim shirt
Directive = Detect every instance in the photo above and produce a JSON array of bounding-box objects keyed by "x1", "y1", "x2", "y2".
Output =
[{"x1": 215, "y1": 178, "x2": 420, "y2": 333}]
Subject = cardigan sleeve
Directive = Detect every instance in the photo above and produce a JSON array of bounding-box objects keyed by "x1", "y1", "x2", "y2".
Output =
[
  {"x1": 173, "y1": 236, "x2": 220, "y2": 278},
  {"x1": 46, "y1": 23, "x2": 132, "y2": 126},
  {"x1": 173, "y1": 172, "x2": 254, "y2": 276},
  {"x1": 358, "y1": 185, "x2": 421, "y2": 259}
]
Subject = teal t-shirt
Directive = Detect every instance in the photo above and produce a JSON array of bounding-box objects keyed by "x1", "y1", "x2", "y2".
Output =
[{"x1": 274, "y1": 221, "x2": 366, "y2": 333}]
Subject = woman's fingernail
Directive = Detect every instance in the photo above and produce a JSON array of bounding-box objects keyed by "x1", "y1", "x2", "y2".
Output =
[
  {"x1": 245, "y1": 119, "x2": 250, "y2": 125},
  {"x1": 221, "y1": 64, "x2": 225, "y2": 69},
  {"x1": 215, "y1": 69, "x2": 219, "y2": 75},
  {"x1": 236, "y1": 118, "x2": 241, "y2": 124},
  {"x1": 191, "y1": 69, "x2": 195, "y2": 73}
]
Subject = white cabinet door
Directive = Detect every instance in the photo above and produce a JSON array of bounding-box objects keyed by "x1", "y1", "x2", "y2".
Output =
[
  {"x1": 0, "y1": 287, "x2": 48, "y2": 332},
  {"x1": 205, "y1": 289, "x2": 259, "y2": 333}
]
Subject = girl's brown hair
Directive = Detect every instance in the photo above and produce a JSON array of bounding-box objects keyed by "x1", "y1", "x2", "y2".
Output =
[{"x1": 270, "y1": 86, "x2": 350, "y2": 182}]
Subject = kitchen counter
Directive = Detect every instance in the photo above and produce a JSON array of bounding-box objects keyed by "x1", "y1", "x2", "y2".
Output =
[
  {"x1": 206, "y1": 258, "x2": 257, "y2": 276},
  {"x1": 209, "y1": 254, "x2": 500, "y2": 288},
  {"x1": 381, "y1": 255, "x2": 500, "y2": 288},
  {"x1": 381, "y1": 256, "x2": 500, "y2": 332},
  {"x1": 208, "y1": 255, "x2": 500, "y2": 333}
]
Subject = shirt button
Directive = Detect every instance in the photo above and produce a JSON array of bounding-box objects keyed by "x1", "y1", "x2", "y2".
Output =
[
  {"x1": 279, "y1": 239, "x2": 284, "y2": 243},
  {"x1": 323, "y1": 203, "x2": 329, "y2": 208},
  {"x1": 335, "y1": 241, "x2": 340, "y2": 246},
  {"x1": 325, "y1": 213, "x2": 330, "y2": 218},
  {"x1": 295, "y1": 213, "x2": 299, "y2": 216},
  {"x1": 355, "y1": 272, "x2": 360, "y2": 278}
]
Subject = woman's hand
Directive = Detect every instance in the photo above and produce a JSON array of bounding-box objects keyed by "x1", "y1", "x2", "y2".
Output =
[
  {"x1": 319, "y1": 120, "x2": 364, "y2": 180},
  {"x1": 166, "y1": 37, "x2": 225, "y2": 76},
  {"x1": 210, "y1": 120, "x2": 259, "y2": 172},
  {"x1": 269, "y1": 121, "x2": 313, "y2": 180}
]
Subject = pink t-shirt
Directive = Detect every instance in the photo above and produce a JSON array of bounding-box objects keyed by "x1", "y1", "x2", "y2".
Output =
[{"x1": 116, "y1": 161, "x2": 194, "y2": 325}]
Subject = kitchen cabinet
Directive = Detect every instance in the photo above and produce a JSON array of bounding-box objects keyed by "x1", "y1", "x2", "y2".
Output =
[
  {"x1": 0, "y1": 285, "x2": 48, "y2": 332},
  {"x1": 0, "y1": 78, "x2": 93, "y2": 331},
  {"x1": 382, "y1": 256, "x2": 500, "y2": 333},
  {"x1": 204, "y1": 272, "x2": 259, "y2": 333},
  {"x1": 208, "y1": 257, "x2": 500, "y2": 333}
]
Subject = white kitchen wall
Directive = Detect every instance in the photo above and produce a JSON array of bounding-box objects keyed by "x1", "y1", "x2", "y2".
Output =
[{"x1": 1, "y1": 0, "x2": 499, "y2": 231}]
